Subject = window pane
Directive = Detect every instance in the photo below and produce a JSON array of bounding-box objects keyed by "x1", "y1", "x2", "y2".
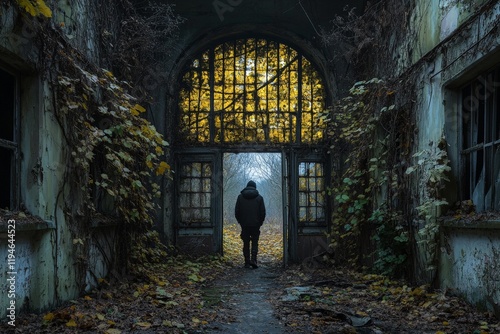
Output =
[
  {"x1": 0, "y1": 67, "x2": 17, "y2": 210},
  {"x1": 298, "y1": 161, "x2": 325, "y2": 226},
  {"x1": 179, "y1": 161, "x2": 213, "y2": 226},
  {"x1": 462, "y1": 65, "x2": 500, "y2": 212},
  {"x1": 0, "y1": 69, "x2": 15, "y2": 141}
]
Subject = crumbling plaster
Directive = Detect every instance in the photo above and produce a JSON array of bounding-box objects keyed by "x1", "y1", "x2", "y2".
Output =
[
  {"x1": 394, "y1": 0, "x2": 500, "y2": 314},
  {"x1": 0, "y1": 2, "x2": 119, "y2": 318}
]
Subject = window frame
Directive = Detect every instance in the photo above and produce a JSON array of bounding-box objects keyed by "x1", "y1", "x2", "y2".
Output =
[
  {"x1": 178, "y1": 160, "x2": 214, "y2": 228},
  {"x1": 460, "y1": 64, "x2": 500, "y2": 212},
  {"x1": 0, "y1": 64, "x2": 20, "y2": 211},
  {"x1": 298, "y1": 161, "x2": 326, "y2": 228}
]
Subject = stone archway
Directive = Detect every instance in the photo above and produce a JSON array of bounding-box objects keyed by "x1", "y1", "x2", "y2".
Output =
[{"x1": 171, "y1": 36, "x2": 331, "y2": 262}]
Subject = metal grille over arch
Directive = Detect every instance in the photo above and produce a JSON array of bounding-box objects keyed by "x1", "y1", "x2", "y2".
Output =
[{"x1": 178, "y1": 38, "x2": 327, "y2": 145}]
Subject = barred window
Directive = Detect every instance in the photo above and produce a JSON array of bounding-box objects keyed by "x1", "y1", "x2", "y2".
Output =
[
  {"x1": 178, "y1": 38, "x2": 326, "y2": 145},
  {"x1": 0, "y1": 66, "x2": 19, "y2": 210},
  {"x1": 461, "y1": 65, "x2": 500, "y2": 211}
]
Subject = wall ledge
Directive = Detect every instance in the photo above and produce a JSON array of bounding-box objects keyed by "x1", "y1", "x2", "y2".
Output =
[
  {"x1": 441, "y1": 217, "x2": 500, "y2": 230},
  {"x1": 0, "y1": 211, "x2": 55, "y2": 234}
]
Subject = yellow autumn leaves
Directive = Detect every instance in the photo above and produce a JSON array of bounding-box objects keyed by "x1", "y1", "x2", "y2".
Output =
[
  {"x1": 156, "y1": 161, "x2": 170, "y2": 176},
  {"x1": 15, "y1": 0, "x2": 52, "y2": 18},
  {"x1": 130, "y1": 103, "x2": 146, "y2": 116},
  {"x1": 96, "y1": 71, "x2": 170, "y2": 178}
]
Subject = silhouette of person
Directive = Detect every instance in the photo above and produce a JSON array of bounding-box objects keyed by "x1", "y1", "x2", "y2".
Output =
[{"x1": 235, "y1": 180, "x2": 266, "y2": 268}]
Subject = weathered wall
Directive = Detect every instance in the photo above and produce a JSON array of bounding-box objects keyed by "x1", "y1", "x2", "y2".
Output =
[
  {"x1": 0, "y1": 2, "x2": 119, "y2": 319},
  {"x1": 2, "y1": 0, "x2": 498, "y2": 320},
  {"x1": 390, "y1": 0, "x2": 500, "y2": 314},
  {"x1": 441, "y1": 222, "x2": 500, "y2": 315},
  {"x1": 2, "y1": 0, "x2": 368, "y2": 319}
]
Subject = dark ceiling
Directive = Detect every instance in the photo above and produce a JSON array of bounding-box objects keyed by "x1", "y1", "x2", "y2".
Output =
[{"x1": 168, "y1": 0, "x2": 366, "y2": 50}]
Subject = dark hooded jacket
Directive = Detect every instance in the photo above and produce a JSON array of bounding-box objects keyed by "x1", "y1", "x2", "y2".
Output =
[{"x1": 235, "y1": 185, "x2": 266, "y2": 227}]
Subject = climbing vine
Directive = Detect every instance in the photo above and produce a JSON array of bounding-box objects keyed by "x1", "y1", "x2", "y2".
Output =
[
  {"x1": 6, "y1": 0, "x2": 182, "y2": 276},
  {"x1": 324, "y1": 78, "x2": 414, "y2": 277},
  {"x1": 319, "y1": 1, "x2": 446, "y2": 279},
  {"x1": 405, "y1": 138, "x2": 451, "y2": 272},
  {"x1": 52, "y1": 50, "x2": 170, "y2": 270},
  {"x1": 321, "y1": 1, "x2": 415, "y2": 79},
  {"x1": 96, "y1": 1, "x2": 184, "y2": 103}
]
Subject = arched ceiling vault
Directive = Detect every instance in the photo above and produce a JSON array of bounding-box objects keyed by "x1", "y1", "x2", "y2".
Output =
[{"x1": 161, "y1": 0, "x2": 366, "y2": 96}]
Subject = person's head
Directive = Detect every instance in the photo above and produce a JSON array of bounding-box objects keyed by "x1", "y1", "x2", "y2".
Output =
[{"x1": 246, "y1": 180, "x2": 256, "y2": 188}]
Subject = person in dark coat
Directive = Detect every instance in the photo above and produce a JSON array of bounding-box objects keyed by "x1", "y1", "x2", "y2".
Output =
[{"x1": 235, "y1": 180, "x2": 266, "y2": 268}]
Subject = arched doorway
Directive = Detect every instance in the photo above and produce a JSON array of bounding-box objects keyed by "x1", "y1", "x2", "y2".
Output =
[{"x1": 173, "y1": 37, "x2": 330, "y2": 263}]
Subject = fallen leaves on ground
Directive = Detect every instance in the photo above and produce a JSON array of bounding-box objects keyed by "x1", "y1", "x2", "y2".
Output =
[
  {"x1": 223, "y1": 222, "x2": 283, "y2": 265},
  {"x1": 8, "y1": 255, "x2": 233, "y2": 334},
  {"x1": 4, "y1": 225, "x2": 281, "y2": 333},
  {"x1": 271, "y1": 267, "x2": 500, "y2": 333},
  {"x1": 3, "y1": 226, "x2": 499, "y2": 333}
]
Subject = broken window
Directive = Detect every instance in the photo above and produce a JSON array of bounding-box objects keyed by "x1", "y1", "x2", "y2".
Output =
[
  {"x1": 178, "y1": 38, "x2": 326, "y2": 145},
  {"x1": 461, "y1": 65, "x2": 500, "y2": 211},
  {"x1": 298, "y1": 162, "x2": 326, "y2": 227},
  {"x1": 179, "y1": 162, "x2": 213, "y2": 227},
  {"x1": 0, "y1": 66, "x2": 19, "y2": 210}
]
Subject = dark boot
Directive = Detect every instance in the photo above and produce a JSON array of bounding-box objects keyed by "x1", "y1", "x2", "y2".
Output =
[
  {"x1": 250, "y1": 255, "x2": 258, "y2": 268},
  {"x1": 250, "y1": 240, "x2": 259, "y2": 268},
  {"x1": 243, "y1": 241, "x2": 252, "y2": 268}
]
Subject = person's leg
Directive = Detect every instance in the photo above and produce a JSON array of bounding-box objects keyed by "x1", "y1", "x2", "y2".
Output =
[
  {"x1": 240, "y1": 228, "x2": 251, "y2": 268},
  {"x1": 250, "y1": 227, "x2": 260, "y2": 268}
]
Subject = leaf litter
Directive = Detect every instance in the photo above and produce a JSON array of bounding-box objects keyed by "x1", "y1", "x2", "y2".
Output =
[{"x1": 3, "y1": 223, "x2": 499, "y2": 333}]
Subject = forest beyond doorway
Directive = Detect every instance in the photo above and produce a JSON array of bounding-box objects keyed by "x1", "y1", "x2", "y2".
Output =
[{"x1": 222, "y1": 152, "x2": 284, "y2": 265}]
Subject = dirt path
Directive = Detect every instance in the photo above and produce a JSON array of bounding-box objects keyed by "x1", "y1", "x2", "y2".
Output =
[
  {"x1": 3, "y1": 246, "x2": 497, "y2": 333},
  {"x1": 201, "y1": 261, "x2": 285, "y2": 334},
  {"x1": 198, "y1": 261, "x2": 500, "y2": 334}
]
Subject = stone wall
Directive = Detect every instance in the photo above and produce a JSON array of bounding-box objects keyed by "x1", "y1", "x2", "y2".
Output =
[{"x1": 392, "y1": 0, "x2": 500, "y2": 314}]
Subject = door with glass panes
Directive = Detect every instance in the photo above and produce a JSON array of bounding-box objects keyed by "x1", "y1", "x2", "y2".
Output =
[
  {"x1": 285, "y1": 150, "x2": 329, "y2": 263},
  {"x1": 174, "y1": 152, "x2": 222, "y2": 254}
]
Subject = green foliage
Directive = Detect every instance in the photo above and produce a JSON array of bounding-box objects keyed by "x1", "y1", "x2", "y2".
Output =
[
  {"x1": 369, "y1": 207, "x2": 408, "y2": 276},
  {"x1": 405, "y1": 137, "x2": 451, "y2": 271},
  {"x1": 326, "y1": 78, "x2": 413, "y2": 277}
]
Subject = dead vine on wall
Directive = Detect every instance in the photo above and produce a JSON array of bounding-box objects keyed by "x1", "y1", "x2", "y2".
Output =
[
  {"x1": 323, "y1": 78, "x2": 415, "y2": 277},
  {"x1": 321, "y1": 0, "x2": 415, "y2": 78},
  {"x1": 320, "y1": 1, "x2": 424, "y2": 278},
  {"x1": 8, "y1": 0, "x2": 182, "y2": 283},
  {"x1": 97, "y1": 0, "x2": 184, "y2": 103}
]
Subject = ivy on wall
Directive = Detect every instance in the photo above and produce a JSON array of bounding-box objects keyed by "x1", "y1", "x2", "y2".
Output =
[
  {"x1": 54, "y1": 56, "x2": 171, "y2": 267},
  {"x1": 320, "y1": 0, "x2": 454, "y2": 280},
  {"x1": 323, "y1": 78, "x2": 415, "y2": 277},
  {"x1": 7, "y1": 0, "x2": 181, "y2": 275},
  {"x1": 405, "y1": 138, "x2": 451, "y2": 273}
]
